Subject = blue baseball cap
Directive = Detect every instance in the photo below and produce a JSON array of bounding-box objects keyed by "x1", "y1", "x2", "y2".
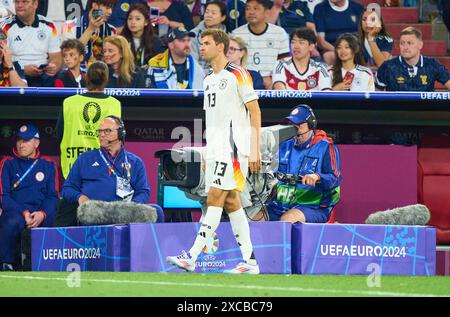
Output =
[
  {"x1": 16, "y1": 123, "x2": 40, "y2": 141},
  {"x1": 284, "y1": 105, "x2": 313, "y2": 125},
  {"x1": 167, "y1": 27, "x2": 195, "y2": 43}
]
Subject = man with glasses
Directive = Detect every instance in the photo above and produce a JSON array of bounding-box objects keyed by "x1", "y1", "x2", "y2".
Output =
[
  {"x1": 0, "y1": 28, "x2": 27, "y2": 87},
  {"x1": 1, "y1": 0, "x2": 62, "y2": 86},
  {"x1": 62, "y1": 116, "x2": 150, "y2": 209},
  {"x1": 55, "y1": 61, "x2": 121, "y2": 227}
]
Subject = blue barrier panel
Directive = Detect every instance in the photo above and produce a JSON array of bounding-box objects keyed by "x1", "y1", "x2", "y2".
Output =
[
  {"x1": 292, "y1": 223, "x2": 436, "y2": 276},
  {"x1": 31, "y1": 225, "x2": 130, "y2": 272},
  {"x1": 129, "y1": 222, "x2": 292, "y2": 274}
]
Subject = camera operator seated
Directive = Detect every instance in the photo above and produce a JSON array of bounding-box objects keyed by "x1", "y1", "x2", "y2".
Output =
[
  {"x1": 266, "y1": 104, "x2": 342, "y2": 224},
  {"x1": 61, "y1": 116, "x2": 150, "y2": 224}
]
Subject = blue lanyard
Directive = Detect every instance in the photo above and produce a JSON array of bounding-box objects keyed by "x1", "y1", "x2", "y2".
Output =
[
  {"x1": 98, "y1": 148, "x2": 131, "y2": 180},
  {"x1": 12, "y1": 159, "x2": 39, "y2": 190}
]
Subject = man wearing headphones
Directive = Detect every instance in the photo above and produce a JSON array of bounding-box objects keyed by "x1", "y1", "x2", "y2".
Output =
[
  {"x1": 62, "y1": 116, "x2": 150, "y2": 208},
  {"x1": 266, "y1": 104, "x2": 342, "y2": 223}
]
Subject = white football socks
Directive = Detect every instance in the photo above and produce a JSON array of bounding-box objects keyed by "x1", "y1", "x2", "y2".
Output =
[
  {"x1": 229, "y1": 208, "x2": 256, "y2": 265},
  {"x1": 189, "y1": 206, "x2": 223, "y2": 261}
]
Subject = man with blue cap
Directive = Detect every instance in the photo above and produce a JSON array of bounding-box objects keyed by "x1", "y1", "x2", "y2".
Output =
[
  {"x1": 147, "y1": 26, "x2": 204, "y2": 89},
  {"x1": 0, "y1": 123, "x2": 59, "y2": 271},
  {"x1": 266, "y1": 104, "x2": 342, "y2": 223}
]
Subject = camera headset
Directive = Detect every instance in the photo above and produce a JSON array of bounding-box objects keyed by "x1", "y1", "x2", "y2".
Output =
[
  {"x1": 289, "y1": 104, "x2": 317, "y2": 139},
  {"x1": 105, "y1": 115, "x2": 126, "y2": 143},
  {"x1": 276, "y1": 104, "x2": 318, "y2": 185}
]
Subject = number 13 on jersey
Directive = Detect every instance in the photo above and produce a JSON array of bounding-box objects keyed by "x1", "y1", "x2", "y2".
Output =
[{"x1": 206, "y1": 92, "x2": 216, "y2": 107}]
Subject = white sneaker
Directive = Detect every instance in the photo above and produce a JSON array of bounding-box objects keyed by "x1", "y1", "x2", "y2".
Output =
[
  {"x1": 224, "y1": 262, "x2": 260, "y2": 274},
  {"x1": 166, "y1": 250, "x2": 196, "y2": 272}
]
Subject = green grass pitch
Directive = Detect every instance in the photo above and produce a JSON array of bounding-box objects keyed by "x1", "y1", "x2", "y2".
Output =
[{"x1": 0, "y1": 272, "x2": 449, "y2": 297}]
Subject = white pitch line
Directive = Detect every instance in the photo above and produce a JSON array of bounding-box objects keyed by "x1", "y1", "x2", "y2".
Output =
[{"x1": 0, "y1": 274, "x2": 447, "y2": 297}]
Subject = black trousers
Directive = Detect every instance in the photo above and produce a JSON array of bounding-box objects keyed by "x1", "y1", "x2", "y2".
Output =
[{"x1": 54, "y1": 198, "x2": 79, "y2": 227}]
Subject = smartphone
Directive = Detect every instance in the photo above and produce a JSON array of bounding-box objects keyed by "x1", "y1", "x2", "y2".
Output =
[
  {"x1": 92, "y1": 9, "x2": 104, "y2": 19},
  {"x1": 366, "y1": 11, "x2": 381, "y2": 28},
  {"x1": 343, "y1": 72, "x2": 355, "y2": 83},
  {"x1": 150, "y1": 6, "x2": 160, "y2": 18}
]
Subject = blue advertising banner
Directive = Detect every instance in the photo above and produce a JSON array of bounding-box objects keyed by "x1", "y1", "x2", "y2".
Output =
[
  {"x1": 31, "y1": 225, "x2": 130, "y2": 272},
  {"x1": 129, "y1": 222, "x2": 292, "y2": 274},
  {"x1": 292, "y1": 223, "x2": 436, "y2": 276}
]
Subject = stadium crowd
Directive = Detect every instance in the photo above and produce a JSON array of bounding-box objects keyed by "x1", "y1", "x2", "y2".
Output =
[{"x1": 0, "y1": 0, "x2": 448, "y2": 91}]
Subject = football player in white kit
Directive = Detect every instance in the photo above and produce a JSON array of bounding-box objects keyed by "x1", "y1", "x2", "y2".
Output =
[{"x1": 166, "y1": 28, "x2": 262, "y2": 274}]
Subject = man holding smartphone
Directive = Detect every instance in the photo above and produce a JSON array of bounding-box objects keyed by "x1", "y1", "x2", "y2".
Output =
[
  {"x1": 1, "y1": 0, "x2": 62, "y2": 87},
  {"x1": 77, "y1": 0, "x2": 117, "y2": 67}
]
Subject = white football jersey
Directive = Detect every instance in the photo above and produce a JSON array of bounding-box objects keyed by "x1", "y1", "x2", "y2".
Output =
[
  {"x1": 232, "y1": 23, "x2": 290, "y2": 77},
  {"x1": 203, "y1": 63, "x2": 258, "y2": 159},
  {"x1": 272, "y1": 58, "x2": 331, "y2": 90},
  {"x1": 2, "y1": 15, "x2": 60, "y2": 68},
  {"x1": 329, "y1": 65, "x2": 375, "y2": 91}
]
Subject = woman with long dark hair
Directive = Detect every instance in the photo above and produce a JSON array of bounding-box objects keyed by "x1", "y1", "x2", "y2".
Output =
[
  {"x1": 330, "y1": 33, "x2": 375, "y2": 91},
  {"x1": 357, "y1": 8, "x2": 393, "y2": 68},
  {"x1": 120, "y1": 3, "x2": 165, "y2": 68}
]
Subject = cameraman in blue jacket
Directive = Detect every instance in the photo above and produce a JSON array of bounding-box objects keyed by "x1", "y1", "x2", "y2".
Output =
[{"x1": 267, "y1": 104, "x2": 342, "y2": 223}]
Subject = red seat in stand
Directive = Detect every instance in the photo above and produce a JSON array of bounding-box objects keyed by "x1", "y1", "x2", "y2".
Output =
[{"x1": 418, "y1": 136, "x2": 450, "y2": 244}]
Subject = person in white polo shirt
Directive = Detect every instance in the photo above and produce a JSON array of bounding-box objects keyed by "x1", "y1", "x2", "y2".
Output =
[
  {"x1": 0, "y1": 0, "x2": 15, "y2": 18},
  {"x1": 1, "y1": 0, "x2": 62, "y2": 86},
  {"x1": 232, "y1": 0, "x2": 290, "y2": 89}
]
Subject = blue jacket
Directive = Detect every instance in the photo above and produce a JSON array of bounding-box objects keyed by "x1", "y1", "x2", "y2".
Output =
[
  {"x1": 267, "y1": 130, "x2": 341, "y2": 216},
  {"x1": 62, "y1": 147, "x2": 150, "y2": 204},
  {"x1": 0, "y1": 148, "x2": 59, "y2": 224}
]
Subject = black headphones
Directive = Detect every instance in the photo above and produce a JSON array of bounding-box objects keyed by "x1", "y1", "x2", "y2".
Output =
[
  {"x1": 106, "y1": 115, "x2": 126, "y2": 141},
  {"x1": 293, "y1": 104, "x2": 317, "y2": 130}
]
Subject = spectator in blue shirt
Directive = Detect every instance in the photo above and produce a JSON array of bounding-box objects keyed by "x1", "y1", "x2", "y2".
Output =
[
  {"x1": 225, "y1": 0, "x2": 246, "y2": 32},
  {"x1": 313, "y1": 0, "x2": 364, "y2": 65},
  {"x1": 147, "y1": 0, "x2": 194, "y2": 40},
  {"x1": 108, "y1": 0, "x2": 146, "y2": 30},
  {"x1": 375, "y1": 27, "x2": 450, "y2": 91},
  {"x1": 441, "y1": 0, "x2": 450, "y2": 34},
  {"x1": 357, "y1": 7, "x2": 393, "y2": 68},
  {"x1": 268, "y1": 0, "x2": 315, "y2": 35}
]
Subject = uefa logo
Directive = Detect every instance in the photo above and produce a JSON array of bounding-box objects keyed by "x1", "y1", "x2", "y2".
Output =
[{"x1": 202, "y1": 231, "x2": 219, "y2": 254}]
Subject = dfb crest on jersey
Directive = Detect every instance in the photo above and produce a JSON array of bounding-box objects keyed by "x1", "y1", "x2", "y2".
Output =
[
  {"x1": 37, "y1": 30, "x2": 47, "y2": 41},
  {"x1": 307, "y1": 77, "x2": 317, "y2": 88},
  {"x1": 266, "y1": 39, "x2": 274, "y2": 48},
  {"x1": 219, "y1": 79, "x2": 227, "y2": 89}
]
